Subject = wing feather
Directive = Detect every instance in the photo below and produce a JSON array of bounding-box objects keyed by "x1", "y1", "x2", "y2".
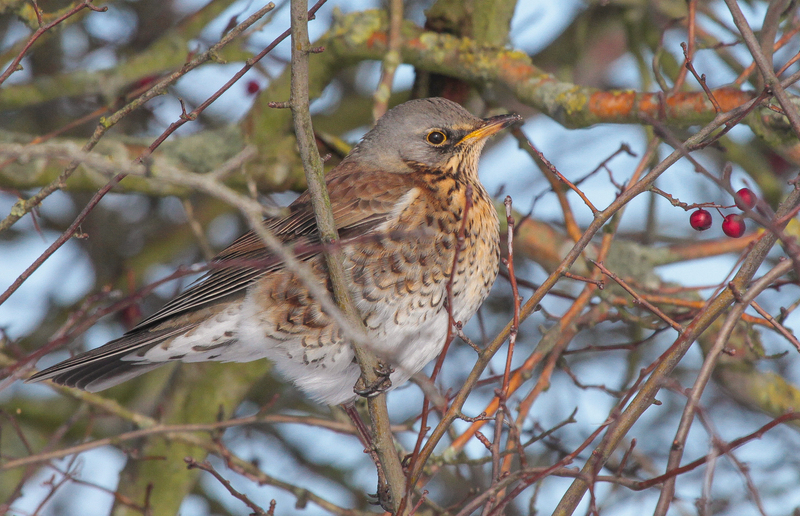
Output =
[
  {"x1": 28, "y1": 164, "x2": 415, "y2": 390},
  {"x1": 131, "y1": 165, "x2": 412, "y2": 331}
]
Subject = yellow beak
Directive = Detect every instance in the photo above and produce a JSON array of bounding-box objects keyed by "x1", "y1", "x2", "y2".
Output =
[{"x1": 458, "y1": 113, "x2": 523, "y2": 145}]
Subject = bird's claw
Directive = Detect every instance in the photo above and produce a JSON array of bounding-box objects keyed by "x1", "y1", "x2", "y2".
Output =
[
  {"x1": 367, "y1": 483, "x2": 393, "y2": 512},
  {"x1": 354, "y1": 364, "x2": 394, "y2": 398}
]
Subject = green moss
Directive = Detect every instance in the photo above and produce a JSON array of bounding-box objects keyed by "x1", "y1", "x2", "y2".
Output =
[{"x1": 332, "y1": 9, "x2": 386, "y2": 45}]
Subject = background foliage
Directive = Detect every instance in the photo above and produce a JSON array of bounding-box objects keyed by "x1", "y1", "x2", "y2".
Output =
[{"x1": 2, "y1": 0, "x2": 800, "y2": 515}]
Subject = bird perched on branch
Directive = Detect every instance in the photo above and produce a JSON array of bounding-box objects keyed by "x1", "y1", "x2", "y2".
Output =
[{"x1": 30, "y1": 97, "x2": 521, "y2": 405}]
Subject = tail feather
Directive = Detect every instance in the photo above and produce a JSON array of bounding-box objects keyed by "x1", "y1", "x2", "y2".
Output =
[
  {"x1": 58, "y1": 361, "x2": 162, "y2": 392},
  {"x1": 28, "y1": 327, "x2": 190, "y2": 391}
]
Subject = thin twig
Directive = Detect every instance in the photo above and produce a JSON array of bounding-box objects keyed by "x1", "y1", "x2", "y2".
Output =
[
  {"x1": 137, "y1": 2, "x2": 287, "y2": 161},
  {"x1": 750, "y1": 299, "x2": 800, "y2": 352},
  {"x1": 0, "y1": 172, "x2": 126, "y2": 307},
  {"x1": 486, "y1": 197, "x2": 524, "y2": 508},
  {"x1": 501, "y1": 196, "x2": 521, "y2": 398},
  {"x1": 526, "y1": 141, "x2": 599, "y2": 215},
  {"x1": 511, "y1": 128, "x2": 581, "y2": 242},
  {"x1": 735, "y1": 18, "x2": 800, "y2": 85},
  {"x1": 185, "y1": 459, "x2": 267, "y2": 515},
  {"x1": 0, "y1": 0, "x2": 106, "y2": 87},
  {"x1": 372, "y1": 0, "x2": 403, "y2": 120},
  {"x1": 681, "y1": 42, "x2": 722, "y2": 112},
  {"x1": 0, "y1": 2, "x2": 276, "y2": 234},
  {"x1": 653, "y1": 258, "x2": 793, "y2": 515},
  {"x1": 411, "y1": 128, "x2": 698, "y2": 490},
  {"x1": 401, "y1": 184, "x2": 475, "y2": 513},
  {"x1": 635, "y1": 412, "x2": 800, "y2": 491},
  {"x1": 591, "y1": 261, "x2": 684, "y2": 334},
  {"x1": 1, "y1": 409, "x2": 395, "y2": 471},
  {"x1": 671, "y1": 0, "x2": 697, "y2": 92},
  {"x1": 724, "y1": 0, "x2": 800, "y2": 137}
]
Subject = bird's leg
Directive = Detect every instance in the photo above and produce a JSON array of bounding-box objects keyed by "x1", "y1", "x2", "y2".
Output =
[
  {"x1": 342, "y1": 403, "x2": 393, "y2": 511},
  {"x1": 353, "y1": 361, "x2": 394, "y2": 398}
]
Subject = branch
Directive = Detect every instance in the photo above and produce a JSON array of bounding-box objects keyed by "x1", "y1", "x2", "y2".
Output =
[
  {"x1": 654, "y1": 258, "x2": 794, "y2": 514},
  {"x1": 371, "y1": 0, "x2": 403, "y2": 120},
  {"x1": 0, "y1": 0, "x2": 250, "y2": 111},
  {"x1": 289, "y1": 1, "x2": 406, "y2": 512},
  {"x1": 408, "y1": 89, "x2": 764, "y2": 494},
  {"x1": 0, "y1": 0, "x2": 107, "y2": 87},
  {"x1": 0, "y1": 1, "x2": 276, "y2": 234},
  {"x1": 723, "y1": 0, "x2": 800, "y2": 138},
  {"x1": 321, "y1": 10, "x2": 761, "y2": 128}
]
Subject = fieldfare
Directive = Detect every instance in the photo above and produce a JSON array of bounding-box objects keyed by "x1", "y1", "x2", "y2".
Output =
[{"x1": 29, "y1": 97, "x2": 521, "y2": 405}]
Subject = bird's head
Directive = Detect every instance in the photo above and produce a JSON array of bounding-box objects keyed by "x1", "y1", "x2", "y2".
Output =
[{"x1": 345, "y1": 97, "x2": 522, "y2": 178}]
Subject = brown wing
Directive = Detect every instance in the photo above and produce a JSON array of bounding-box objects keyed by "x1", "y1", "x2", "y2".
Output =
[
  {"x1": 28, "y1": 164, "x2": 415, "y2": 390},
  {"x1": 131, "y1": 164, "x2": 412, "y2": 331}
]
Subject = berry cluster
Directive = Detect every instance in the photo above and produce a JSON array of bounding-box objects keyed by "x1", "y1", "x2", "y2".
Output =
[{"x1": 689, "y1": 188, "x2": 755, "y2": 238}]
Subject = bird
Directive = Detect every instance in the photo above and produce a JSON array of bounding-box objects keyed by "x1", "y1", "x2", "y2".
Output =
[{"x1": 29, "y1": 97, "x2": 521, "y2": 405}]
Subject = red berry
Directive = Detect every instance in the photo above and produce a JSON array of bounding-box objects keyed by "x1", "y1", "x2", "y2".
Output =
[
  {"x1": 722, "y1": 214, "x2": 746, "y2": 238},
  {"x1": 246, "y1": 80, "x2": 260, "y2": 95},
  {"x1": 735, "y1": 188, "x2": 756, "y2": 210},
  {"x1": 690, "y1": 209, "x2": 712, "y2": 231}
]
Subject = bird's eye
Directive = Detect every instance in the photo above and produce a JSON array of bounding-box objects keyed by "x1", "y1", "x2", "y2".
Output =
[{"x1": 426, "y1": 130, "x2": 447, "y2": 145}]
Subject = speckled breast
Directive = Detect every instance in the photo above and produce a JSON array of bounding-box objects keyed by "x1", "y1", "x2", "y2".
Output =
[{"x1": 347, "y1": 175, "x2": 500, "y2": 341}]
